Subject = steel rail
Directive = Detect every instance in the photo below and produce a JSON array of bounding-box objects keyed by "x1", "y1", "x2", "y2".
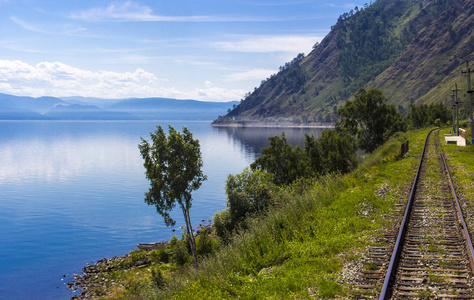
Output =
[
  {"x1": 379, "y1": 129, "x2": 474, "y2": 299},
  {"x1": 379, "y1": 129, "x2": 434, "y2": 300},
  {"x1": 438, "y1": 131, "x2": 474, "y2": 272}
]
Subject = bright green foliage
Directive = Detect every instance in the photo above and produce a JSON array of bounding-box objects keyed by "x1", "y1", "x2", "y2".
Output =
[
  {"x1": 318, "y1": 130, "x2": 358, "y2": 174},
  {"x1": 130, "y1": 249, "x2": 147, "y2": 263},
  {"x1": 336, "y1": 87, "x2": 406, "y2": 152},
  {"x1": 158, "y1": 129, "x2": 427, "y2": 300},
  {"x1": 212, "y1": 209, "x2": 233, "y2": 242},
  {"x1": 169, "y1": 235, "x2": 190, "y2": 266},
  {"x1": 408, "y1": 102, "x2": 451, "y2": 129},
  {"x1": 304, "y1": 133, "x2": 323, "y2": 172},
  {"x1": 214, "y1": 168, "x2": 276, "y2": 241},
  {"x1": 139, "y1": 125, "x2": 207, "y2": 268},
  {"x1": 251, "y1": 133, "x2": 311, "y2": 185},
  {"x1": 103, "y1": 128, "x2": 432, "y2": 299},
  {"x1": 196, "y1": 229, "x2": 219, "y2": 256},
  {"x1": 226, "y1": 167, "x2": 274, "y2": 224},
  {"x1": 336, "y1": 0, "x2": 414, "y2": 94},
  {"x1": 149, "y1": 248, "x2": 170, "y2": 264},
  {"x1": 151, "y1": 268, "x2": 166, "y2": 288}
]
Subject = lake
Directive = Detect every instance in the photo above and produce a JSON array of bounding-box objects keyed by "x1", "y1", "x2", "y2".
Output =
[{"x1": 0, "y1": 121, "x2": 325, "y2": 299}]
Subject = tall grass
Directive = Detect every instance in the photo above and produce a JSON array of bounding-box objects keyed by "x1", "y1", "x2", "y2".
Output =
[{"x1": 138, "y1": 128, "x2": 432, "y2": 299}]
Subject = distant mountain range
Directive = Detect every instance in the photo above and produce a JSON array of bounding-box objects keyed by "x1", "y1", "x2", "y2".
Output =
[
  {"x1": 214, "y1": 0, "x2": 474, "y2": 125},
  {"x1": 0, "y1": 93, "x2": 238, "y2": 120}
]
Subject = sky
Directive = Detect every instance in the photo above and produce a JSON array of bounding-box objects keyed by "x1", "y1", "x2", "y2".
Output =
[{"x1": 0, "y1": 0, "x2": 362, "y2": 102}]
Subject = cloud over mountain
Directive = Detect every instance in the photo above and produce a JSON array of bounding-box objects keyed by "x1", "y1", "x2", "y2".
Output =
[{"x1": 0, "y1": 60, "x2": 245, "y2": 101}]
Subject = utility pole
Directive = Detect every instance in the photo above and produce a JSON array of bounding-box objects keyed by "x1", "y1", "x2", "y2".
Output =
[
  {"x1": 451, "y1": 94, "x2": 456, "y2": 134},
  {"x1": 453, "y1": 83, "x2": 461, "y2": 136},
  {"x1": 462, "y1": 60, "x2": 474, "y2": 145}
]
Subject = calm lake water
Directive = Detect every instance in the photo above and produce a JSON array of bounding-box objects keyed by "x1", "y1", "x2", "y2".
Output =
[{"x1": 0, "y1": 121, "x2": 324, "y2": 299}]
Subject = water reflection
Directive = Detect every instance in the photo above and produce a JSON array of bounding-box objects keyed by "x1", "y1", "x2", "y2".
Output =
[
  {"x1": 0, "y1": 120, "x2": 326, "y2": 300},
  {"x1": 213, "y1": 126, "x2": 326, "y2": 158}
]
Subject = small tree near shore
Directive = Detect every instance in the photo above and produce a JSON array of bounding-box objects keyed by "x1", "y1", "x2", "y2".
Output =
[{"x1": 139, "y1": 125, "x2": 207, "y2": 268}]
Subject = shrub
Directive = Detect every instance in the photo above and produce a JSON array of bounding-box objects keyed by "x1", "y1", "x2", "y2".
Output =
[
  {"x1": 130, "y1": 250, "x2": 147, "y2": 263},
  {"x1": 213, "y1": 209, "x2": 233, "y2": 242},
  {"x1": 226, "y1": 167, "x2": 275, "y2": 224},
  {"x1": 195, "y1": 229, "x2": 218, "y2": 256},
  {"x1": 150, "y1": 247, "x2": 170, "y2": 264},
  {"x1": 251, "y1": 134, "x2": 311, "y2": 185},
  {"x1": 170, "y1": 237, "x2": 190, "y2": 266},
  {"x1": 151, "y1": 268, "x2": 166, "y2": 288}
]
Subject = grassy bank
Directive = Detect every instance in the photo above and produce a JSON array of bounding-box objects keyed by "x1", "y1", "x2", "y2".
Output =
[
  {"x1": 83, "y1": 128, "x2": 436, "y2": 299},
  {"x1": 439, "y1": 126, "x2": 474, "y2": 243}
]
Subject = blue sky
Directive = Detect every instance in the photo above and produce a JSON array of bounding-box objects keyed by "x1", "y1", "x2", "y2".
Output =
[{"x1": 0, "y1": 0, "x2": 362, "y2": 101}]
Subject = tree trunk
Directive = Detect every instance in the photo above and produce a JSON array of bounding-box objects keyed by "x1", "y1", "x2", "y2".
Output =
[{"x1": 181, "y1": 206, "x2": 198, "y2": 268}]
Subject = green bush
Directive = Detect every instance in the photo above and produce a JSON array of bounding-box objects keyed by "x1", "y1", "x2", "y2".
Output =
[
  {"x1": 150, "y1": 247, "x2": 170, "y2": 264},
  {"x1": 151, "y1": 268, "x2": 166, "y2": 288},
  {"x1": 213, "y1": 209, "x2": 233, "y2": 242},
  {"x1": 195, "y1": 229, "x2": 218, "y2": 256},
  {"x1": 336, "y1": 87, "x2": 407, "y2": 153},
  {"x1": 316, "y1": 130, "x2": 357, "y2": 174},
  {"x1": 130, "y1": 249, "x2": 147, "y2": 263},
  {"x1": 226, "y1": 167, "x2": 275, "y2": 223},
  {"x1": 170, "y1": 237, "x2": 190, "y2": 266},
  {"x1": 251, "y1": 133, "x2": 311, "y2": 185},
  {"x1": 125, "y1": 278, "x2": 147, "y2": 295}
]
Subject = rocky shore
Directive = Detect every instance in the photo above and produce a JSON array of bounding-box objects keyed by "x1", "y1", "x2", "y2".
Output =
[
  {"x1": 68, "y1": 222, "x2": 213, "y2": 299},
  {"x1": 68, "y1": 254, "x2": 147, "y2": 299}
]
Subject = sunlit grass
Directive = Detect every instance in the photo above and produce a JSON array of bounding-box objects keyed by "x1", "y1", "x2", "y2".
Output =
[{"x1": 92, "y1": 128, "x2": 437, "y2": 299}]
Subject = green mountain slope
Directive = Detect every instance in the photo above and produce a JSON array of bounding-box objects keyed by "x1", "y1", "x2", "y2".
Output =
[
  {"x1": 214, "y1": 0, "x2": 473, "y2": 125},
  {"x1": 372, "y1": 0, "x2": 474, "y2": 107}
]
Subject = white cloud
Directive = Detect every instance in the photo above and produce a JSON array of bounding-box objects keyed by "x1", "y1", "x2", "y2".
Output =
[
  {"x1": 226, "y1": 69, "x2": 277, "y2": 82},
  {"x1": 70, "y1": 1, "x2": 158, "y2": 22},
  {"x1": 69, "y1": 1, "x2": 273, "y2": 22},
  {"x1": 326, "y1": 3, "x2": 360, "y2": 9},
  {"x1": 214, "y1": 34, "x2": 323, "y2": 53},
  {"x1": 68, "y1": 1, "x2": 317, "y2": 22},
  {"x1": 10, "y1": 17, "x2": 50, "y2": 34},
  {"x1": 0, "y1": 60, "x2": 245, "y2": 101},
  {"x1": 10, "y1": 16, "x2": 99, "y2": 38},
  {"x1": 241, "y1": 1, "x2": 315, "y2": 6}
]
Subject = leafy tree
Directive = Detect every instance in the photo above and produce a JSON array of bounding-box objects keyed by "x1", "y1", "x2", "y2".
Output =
[
  {"x1": 139, "y1": 125, "x2": 207, "y2": 268},
  {"x1": 305, "y1": 131, "x2": 357, "y2": 175},
  {"x1": 336, "y1": 87, "x2": 406, "y2": 152},
  {"x1": 304, "y1": 134, "x2": 323, "y2": 173},
  {"x1": 251, "y1": 133, "x2": 311, "y2": 185},
  {"x1": 408, "y1": 102, "x2": 450, "y2": 129},
  {"x1": 226, "y1": 167, "x2": 274, "y2": 225},
  {"x1": 213, "y1": 209, "x2": 233, "y2": 242},
  {"x1": 318, "y1": 130, "x2": 357, "y2": 174},
  {"x1": 213, "y1": 168, "x2": 275, "y2": 242}
]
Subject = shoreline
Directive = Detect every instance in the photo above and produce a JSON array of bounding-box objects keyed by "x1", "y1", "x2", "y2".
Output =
[{"x1": 210, "y1": 122, "x2": 335, "y2": 129}]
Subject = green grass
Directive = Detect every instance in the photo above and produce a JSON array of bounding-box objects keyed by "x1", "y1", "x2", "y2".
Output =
[
  {"x1": 439, "y1": 126, "x2": 474, "y2": 204},
  {"x1": 130, "y1": 128, "x2": 432, "y2": 299},
  {"x1": 90, "y1": 128, "x2": 442, "y2": 299}
]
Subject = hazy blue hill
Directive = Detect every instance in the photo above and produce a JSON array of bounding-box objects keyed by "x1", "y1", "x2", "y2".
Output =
[
  {"x1": 109, "y1": 97, "x2": 238, "y2": 110},
  {"x1": 59, "y1": 96, "x2": 121, "y2": 107},
  {"x1": 44, "y1": 104, "x2": 139, "y2": 120},
  {"x1": 0, "y1": 93, "x2": 65, "y2": 114},
  {"x1": 0, "y1": 93, "x2": 238, "y2": 120}
]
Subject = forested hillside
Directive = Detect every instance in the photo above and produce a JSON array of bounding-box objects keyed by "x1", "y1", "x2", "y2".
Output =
[{"x1": 213, "y1": 0, "x2": 474, "y2": 125}]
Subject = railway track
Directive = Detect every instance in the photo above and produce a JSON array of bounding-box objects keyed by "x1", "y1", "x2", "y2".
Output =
[{"x1": 354, "y1": 130, "x2": 474, "y2": 299}]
